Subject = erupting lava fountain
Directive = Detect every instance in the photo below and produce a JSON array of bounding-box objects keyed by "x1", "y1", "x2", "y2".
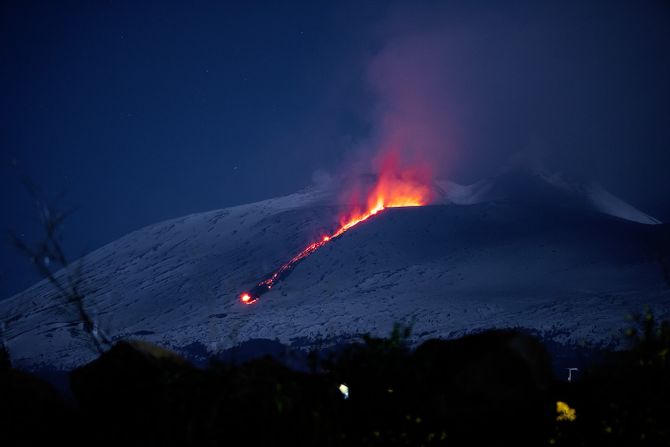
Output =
[{"x1": 239, "y1": 152, "x2": 434, "y2": 304}]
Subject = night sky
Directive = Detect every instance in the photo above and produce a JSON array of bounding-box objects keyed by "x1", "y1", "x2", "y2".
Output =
[{"x1": 2, "y1": 0, "x2": 669, "y2": 300}]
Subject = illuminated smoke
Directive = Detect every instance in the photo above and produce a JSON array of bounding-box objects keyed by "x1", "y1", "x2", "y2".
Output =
[{"x1": 239, "y1": 150, "x2": 433, "y2": 304}]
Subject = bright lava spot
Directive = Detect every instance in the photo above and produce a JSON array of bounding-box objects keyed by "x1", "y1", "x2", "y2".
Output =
[{"x1": 240, "y1": 293, "x2": 256, "y2": 305}]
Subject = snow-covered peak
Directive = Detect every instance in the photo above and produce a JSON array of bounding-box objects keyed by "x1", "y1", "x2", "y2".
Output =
[
  {"x1": 585, "y1": 183, "x2": 661, "y2": 225},
  {"x1": 438, "y1": 165, "x2": 662, "y2": 225}
]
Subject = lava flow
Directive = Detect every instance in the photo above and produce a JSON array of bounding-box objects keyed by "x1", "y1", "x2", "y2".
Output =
[{"x1": 239, "y1": 154, "x2": 433, "y2": 304}]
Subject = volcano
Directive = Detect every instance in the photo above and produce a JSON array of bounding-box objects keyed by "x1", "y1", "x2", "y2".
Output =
[
  {"x1": 240, "y1": 151, "x2": 433, "y2": 304},
  {"x1": 1, "y1": 167, "x2": 668, "y2": 370}
]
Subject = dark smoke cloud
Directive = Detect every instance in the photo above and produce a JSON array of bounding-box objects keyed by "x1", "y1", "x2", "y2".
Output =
[
  {"x1": 367, "y1": 26, "x2": 456, "y2": 176},
  {"x1": 356, "y1": 0, "x2": 670, "y2": 218}
]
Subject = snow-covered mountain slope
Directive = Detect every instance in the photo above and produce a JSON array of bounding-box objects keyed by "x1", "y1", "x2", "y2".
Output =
[
  {"x1": 1, "y1": 173, "x2": 668, "y2": 370},
  {"x1": 439, "y1": 167, "x2": 662, "y2": 225}
]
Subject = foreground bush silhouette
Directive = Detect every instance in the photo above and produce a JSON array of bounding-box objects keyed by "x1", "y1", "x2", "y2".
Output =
[
  {"x1": 1, "y1": 319, "x2": 669, "y2": 446},
  {"x1": 70, "y1": 340, "x2": 345, "y2": 446},
  {"x1": 326, "y1": 327, "x2": 553, "y2": 445},
  {"x1": 0, "y1": 349, "x2": 66, "y2": 445},
  {"x1": 551, "y1": 309, "x2": 670, "y2": 446},
  {"x1": 64, "y1": 328, "x2": 554, "y2": 446}
]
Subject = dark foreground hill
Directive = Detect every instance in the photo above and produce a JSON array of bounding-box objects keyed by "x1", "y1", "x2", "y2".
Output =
[{"x1": 1, "y1": 318, "x2": 669, "y2": 446}]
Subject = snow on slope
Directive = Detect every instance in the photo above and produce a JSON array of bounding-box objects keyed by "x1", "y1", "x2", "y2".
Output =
[
  {"x1": 1, "y1": 173, "x2": 668, "y2": 370},
  {"x1": 439, "y1": 166, "x2": 662, "y2": 225},
  {"x1": 585, "y1": 183, "x2": 662, "y2": 225}
]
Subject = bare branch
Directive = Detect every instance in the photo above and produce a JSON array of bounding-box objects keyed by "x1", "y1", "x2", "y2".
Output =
[{"x1": 10, "y1": 181, "x2": 110, "y2": 354}]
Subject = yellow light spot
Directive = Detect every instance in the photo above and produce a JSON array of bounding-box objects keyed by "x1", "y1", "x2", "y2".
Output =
[
  {"x1": 556, "y1": 401, "x2": 576, "y2": 422},
  {"x1": 338, "y1": 383, "x2": 349, "y2": 399}
]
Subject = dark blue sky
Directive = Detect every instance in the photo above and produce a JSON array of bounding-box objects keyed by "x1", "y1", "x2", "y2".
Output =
[{"x1": 2, "y1": 0, "x2": 669, "y2": 299}]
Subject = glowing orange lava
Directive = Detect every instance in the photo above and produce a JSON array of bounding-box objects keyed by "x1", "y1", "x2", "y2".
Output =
[{"x1": 240, "y1": 152, "x2": 432, "y2": 304}]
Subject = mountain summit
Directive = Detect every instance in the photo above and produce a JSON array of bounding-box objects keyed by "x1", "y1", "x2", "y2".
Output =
[
  {"x1": 1, "y1": 170, "x2": 667, "y2": 370},
  {"x1": 440, "y1": 165, "x2": 661, "y2": 225}
]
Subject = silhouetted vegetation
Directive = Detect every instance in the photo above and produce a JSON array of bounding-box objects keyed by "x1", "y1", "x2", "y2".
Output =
[
  {"x1": 0, "y1": 322, "x2": 9, "y2": 371},
  {"x1": 657, "y1": 225, "x2": 670, "y2": 288},
  {"x1": 9, "y1": 179, "x2": 110, "y2": 354},
  {"x1": 551, "y1": 308, "x2": 670, "y2": 446},
  {"x1": 0, "y1": 347, "x2": 66, "y2": 445},
  {"x1": 1, "y1": 314, "x2": 668, "y2": 446}
]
